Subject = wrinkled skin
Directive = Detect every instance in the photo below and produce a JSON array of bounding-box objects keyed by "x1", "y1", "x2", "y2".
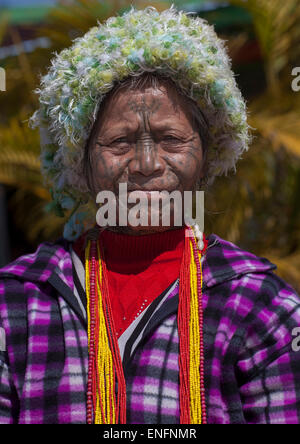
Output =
[{"x1": 88, "y1": 82, "x2": 204, "y2": 234}]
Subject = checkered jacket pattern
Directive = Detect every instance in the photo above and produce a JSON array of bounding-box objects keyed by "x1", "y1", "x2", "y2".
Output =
[{"x1": 0, "y1": 234, "x2": 300, "y2": 424}]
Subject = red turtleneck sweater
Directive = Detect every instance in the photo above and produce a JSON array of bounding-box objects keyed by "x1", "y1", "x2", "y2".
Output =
[{"x1": 73, "y1": 228, "x2": 185, "y2": 337}]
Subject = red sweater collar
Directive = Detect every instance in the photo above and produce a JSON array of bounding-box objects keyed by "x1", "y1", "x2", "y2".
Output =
[
  {"x1": 73, "y1": 227, "x2": 185, "y2": 336},
  {"x1": 100, "y1": 228, "x2": 185, "y2": 270}
]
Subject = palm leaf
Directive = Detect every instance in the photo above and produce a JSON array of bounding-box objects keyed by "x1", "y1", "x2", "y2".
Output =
[
  {"x1": 0, "y1": 117, "x2": 64, "y2": 242},
  {"x1": 216, "y1": 0, "x2": 300, "y2": 158},
  {"x1": 41, "y1": 0, "x2": 170, "y2": 48},
  {"x1": 0, "y1": 11, "x2": 9, "y2": 45},
  {"x1": 0, "y1": 117, "x2": 49, "y2": 198},
  {"x1": 221, "y1": 0, "x2": 300, "y2": 94},
  {"x1": 8, "y1": 189, "x2": 64, "y2": 243},
  {"x1": 249, "y1": 108, "x2": 300, "y2": 158}
]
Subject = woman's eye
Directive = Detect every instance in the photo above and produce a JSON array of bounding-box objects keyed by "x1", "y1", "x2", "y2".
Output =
[
  {"x1": 162, "y1": 136, "x2": 181, "y2": 143},
  {"x1": 112, "y1": 137, "x2": 128, "y2": 144}
]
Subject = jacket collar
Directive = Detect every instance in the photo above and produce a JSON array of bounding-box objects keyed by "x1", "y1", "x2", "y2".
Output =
[{"x1": 0, "y1": 233, "x2": 276, "y2": 288}]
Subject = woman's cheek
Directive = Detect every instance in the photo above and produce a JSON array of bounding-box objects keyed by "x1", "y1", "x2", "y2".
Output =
[
  {"x1": 91, "y1": 151, "x2": 115, "y2": 191},
  {"x1": 96, "y1": 154, "x2": 130, "y2": 191}
]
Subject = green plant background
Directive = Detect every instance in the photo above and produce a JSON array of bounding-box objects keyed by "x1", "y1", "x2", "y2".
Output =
[{"x1": 0, "y1": 0, "x2": 300, "y2": 292}]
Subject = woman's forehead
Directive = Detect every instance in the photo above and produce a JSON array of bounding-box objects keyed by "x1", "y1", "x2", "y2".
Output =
[
  {"x1": 97, "y1": 85, "x2": 194, "y2": 128},
  {"x1": 106, "y1": 85, "x2": 183, "y2": 110}
]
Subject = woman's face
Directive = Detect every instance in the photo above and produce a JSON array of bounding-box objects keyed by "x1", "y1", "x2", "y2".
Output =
[{"x1": 88, "y1": 82, "x2": 204, "y2": 234}]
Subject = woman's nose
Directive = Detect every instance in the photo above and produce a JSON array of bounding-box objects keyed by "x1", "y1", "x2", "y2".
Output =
[{"x1": 128, "y1": 136, "x2": 165, "y2": 177}]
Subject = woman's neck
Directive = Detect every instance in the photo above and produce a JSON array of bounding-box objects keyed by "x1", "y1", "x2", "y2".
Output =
[{"x1": 100, "y1": 226, "x2": 186, "y2": 268}]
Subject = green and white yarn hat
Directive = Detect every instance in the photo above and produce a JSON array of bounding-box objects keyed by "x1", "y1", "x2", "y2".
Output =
[{"x1": 30, "y1": 5, "x2": 250, "y2": 240}]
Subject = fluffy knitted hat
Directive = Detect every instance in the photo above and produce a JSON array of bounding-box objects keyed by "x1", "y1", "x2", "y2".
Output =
[{"x1": 30, "y1": 5, "x2": 250, "y2": 240}]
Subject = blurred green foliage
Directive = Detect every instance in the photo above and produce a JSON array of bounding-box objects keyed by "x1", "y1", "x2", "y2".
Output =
[{"x1": 0, "y1": 0, "x2": 300, "y2": 291}]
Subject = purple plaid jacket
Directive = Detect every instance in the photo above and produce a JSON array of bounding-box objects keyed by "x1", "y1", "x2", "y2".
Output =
[{"x1": 0, "y1": 233, "x2": 300, "y2": 424}]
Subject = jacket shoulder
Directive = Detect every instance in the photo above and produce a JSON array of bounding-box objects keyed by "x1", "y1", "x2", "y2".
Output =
[
  {"x1": 204, "y1": 234, "x2": 277, "y2": 287},
  {"x1": 0, "y1": 237, "x2": 71, "y2": 284},
  {"x1": 204, "y1": 234, "x2": 300, "y2": 313}
]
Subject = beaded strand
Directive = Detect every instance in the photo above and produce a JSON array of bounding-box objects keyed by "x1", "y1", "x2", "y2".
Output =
[
  {"x1": 85, "y1": 224, "x2": 207, "y2": 424},
  {"x1": 85, "y1": 240, "x2": 96, "y2": 424},
  {"x1": 190, "y1": 226, "x2": 207, "y2": 424}
]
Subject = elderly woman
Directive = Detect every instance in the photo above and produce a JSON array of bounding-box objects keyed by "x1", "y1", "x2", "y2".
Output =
[{"x1": 0, "y1": 7, "x2": 300, "y2": 425}]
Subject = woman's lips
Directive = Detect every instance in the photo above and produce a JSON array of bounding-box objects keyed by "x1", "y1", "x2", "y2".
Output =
[
  {"x1": 126, "y1": 189, "x2": 179, "y2": 193},
  {"x1": 132, "y1": 190, "x2": 165, "y2": 194}
]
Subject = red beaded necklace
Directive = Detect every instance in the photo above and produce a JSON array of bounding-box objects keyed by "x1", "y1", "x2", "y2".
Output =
[{"x1": 85, "y1": 225, "x2": 207, "y2": 424}]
